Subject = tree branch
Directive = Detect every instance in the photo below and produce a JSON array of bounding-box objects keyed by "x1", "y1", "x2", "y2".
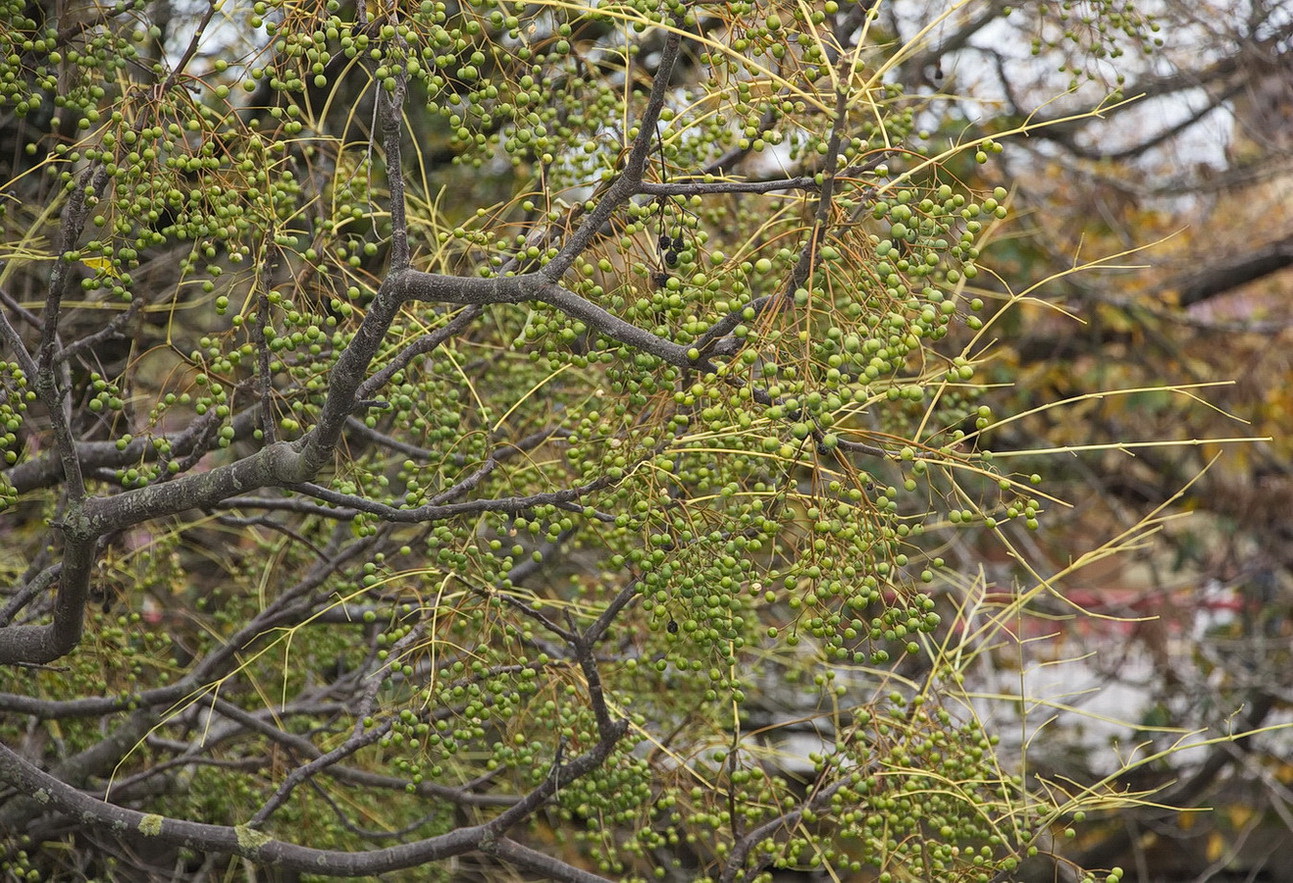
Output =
[
  {"x1": 1172, "y1": 232, "x2": 1293, "y2": 307},
  {"x1": 483, "y1": 837, "x2": 615, "y2": 883},
  {"x1": 291, "y1": 473, "x2": 615, "y2": 523}
]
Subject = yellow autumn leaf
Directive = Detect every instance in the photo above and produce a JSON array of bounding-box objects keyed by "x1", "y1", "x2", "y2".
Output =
[
  {"x1": 79, "y1": 256, "x2": 121, "y2": 278},
  {"x1": 1227, "y1": 805, "x2": 1255, "y2": 829}
]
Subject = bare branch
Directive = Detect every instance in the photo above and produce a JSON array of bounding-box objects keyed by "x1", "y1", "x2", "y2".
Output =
[
  {"x1": 542, "y1": 16, "x2": 687, "y2": 281},
  {"x1": 483, "y1": 837, "x2": 615, "y2": 883},
  {"x1": 1172, "y1": 232, "x2": 1293, "y2": 306},
  {"x1": 290, "y1": 473, "x2": 615, "y2": 523}
]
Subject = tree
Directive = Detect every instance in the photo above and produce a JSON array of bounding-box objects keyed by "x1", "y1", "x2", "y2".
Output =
[
  {"x1": 898, "y1": 0, "x2": 1293, "y2": 878},
  {"x1": 0, "y1": 0, "x2": 1280, "y2": 880}
]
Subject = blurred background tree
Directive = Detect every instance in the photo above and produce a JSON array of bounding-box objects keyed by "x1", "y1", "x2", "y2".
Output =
[{"x1": 903, "y1": 1, "x2": 1293, "y2": 879}]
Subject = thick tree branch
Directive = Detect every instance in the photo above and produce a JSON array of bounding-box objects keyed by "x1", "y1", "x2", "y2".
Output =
[
  {"x1": 390, "y1": 269, "x2": 715, "y2": 370},
  {"x1": 483, "y1": 837, "x2": 615, "y2": 883},
  {"x1": 4, "y1": 405, "x2": 265, "y2": 495},
  {"x1": 1172, "y1": 232, "x2": 1293, "y2": 307},
  {"x1": 0, "y1": 718, "x2": 625, "y2": 876},
  {"x1": 78, "y1": 441, "x2": 312, "y2": 534},
  {"x1": 0, "y1": 521, "x2": 96, "y2": 665},
  {"x1": 379, "y1": 68, "x2": 411, "y2": 271}
]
